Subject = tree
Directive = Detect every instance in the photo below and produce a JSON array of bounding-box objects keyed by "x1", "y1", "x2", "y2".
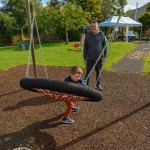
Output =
[
  {"x1": 1, "y1": 0, "x2": 27, "y2": 43},
  {"x1": 138, "y1": 12, "x2": 150, "y2": 32},
  {"x1": 37, "y1": 3, "x2": 90, "y2": 43},
  {"x1": 0, "y1": 11, "x2": 12, "y2": 34},
  {"x1": 57, "y1": 4, "x2": 90, "y2": 43},
  {"x1": 1, "y1": 0, "x2": 26, "y2": 29},
  {"x1": 114, "y1": 0, "x2": 127, "y2": 15},
  {"x1": 47, "y1": 0, "x2": 60, "y2": 7},
  {"x1": 146, "y1": 2, "x2": 150, "y2": 12},
  {"x1": 0, "y1": 11, "x2": 16, "y2": 45},
  {"x1": 138, "y1": 3, "x2": 150, "y2": 32},
  {"x1": 100, "y1": 0, "x2": 116, "y2": 19},
  {"x1": 64, "y1": 0, "x2": 103, "y2": 21}
]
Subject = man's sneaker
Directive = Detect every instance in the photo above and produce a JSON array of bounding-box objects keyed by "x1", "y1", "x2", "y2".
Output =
[
  {"x1": 62, "y1": 118, "x2": 74, "y2": 124},
  {"x1": 72, "y1": 106, "x2": 79, "y2": 112},
  {"x1": 95, "y1": 86, "x2": 103, "y2": 91}
]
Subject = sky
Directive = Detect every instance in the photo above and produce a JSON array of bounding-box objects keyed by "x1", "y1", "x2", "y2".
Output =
[{"x1": 125, "y1": 0, "x2": 150, "y2": 10}]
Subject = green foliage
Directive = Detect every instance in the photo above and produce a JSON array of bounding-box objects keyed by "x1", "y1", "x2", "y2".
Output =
[
  {"x1": 47, "y1": 0, "x2": 60, "y2": 6},
  {"x1": 146, "y1": 2, "x2": 150, "y2": 12},
  {"x1": 138, "y1": 12, "x2": 150, "y2": 32},
  {"x1": 1, "y1": 0, "x2": 26, "y2": 28},
  {"x1": 64, "y1": 0, "x2": 126, "y2": 21},
  {"x1": 138, "y1": 2, "x2": 150, "y2": 32},
  {"x1": 58, "y1": 4, "x2": 90, "y2": 30},
  {"x1": 114, "y1": 0, "x2": 127, "y2": 15},
  {"x1": 66, "y1": 0, "x2": 104, "y2": 21},
  {"x1": 0, "y1": 0, "x2": 129, "y2": 45},
  {"x1": 0, "y1": 12, "x2": 11, "y2": 30},
  {"x1": 0, "y1": 12, "x2": 15, "y2": 45},
  {"x1": 101, "y1": 0, "x2": 116, "y2": 19},
  {"x1": 37, "y1": 3, "x2": 90, "y2": 42}
]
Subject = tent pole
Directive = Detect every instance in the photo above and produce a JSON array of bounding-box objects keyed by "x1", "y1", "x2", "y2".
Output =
[
  {"x1": 139, "y1": 26, "x2": 142, "y2": 43},
  {"x1": 125, "y1": 26, "x2": 129, "y2": 42},
  {"x1": 109, "y1": 26, "x2": 111, "y2": 41}
]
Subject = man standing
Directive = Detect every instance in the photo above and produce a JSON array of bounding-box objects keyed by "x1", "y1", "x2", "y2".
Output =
[{"x1": 83, "y1": 20, "x2": 107, "y2": 91}]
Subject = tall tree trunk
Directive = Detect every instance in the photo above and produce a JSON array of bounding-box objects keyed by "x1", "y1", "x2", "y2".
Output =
[
  {"x1": 65, "y1": 26, "x2": 69, "y2": 44},
  {"x1": 21, "y1": 27, "x2": 24, "y2": 42}
]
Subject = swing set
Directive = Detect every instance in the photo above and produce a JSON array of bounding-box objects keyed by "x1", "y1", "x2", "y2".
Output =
[
  {"x1": 20, "y1": 0, "x2": 121, "y2": 103},
  {"x1": 20, "y1": 0, "x2": 103, "y2": 102}
]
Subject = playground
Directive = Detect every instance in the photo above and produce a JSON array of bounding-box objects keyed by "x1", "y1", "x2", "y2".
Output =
[
  {"x1": 0, "y1": 0, "x2": 150, "y2": 149},
  {"x1": 0, "y1": 63, "x2": 150, "y2": 149}
]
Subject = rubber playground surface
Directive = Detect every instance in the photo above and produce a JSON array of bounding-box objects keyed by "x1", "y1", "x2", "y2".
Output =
[{"x1": 0, "y1": 66, "x2": 150, "y2": 150}]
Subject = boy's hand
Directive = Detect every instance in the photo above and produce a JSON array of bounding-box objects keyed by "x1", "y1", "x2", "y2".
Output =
[{"x1": 81, "y1": 80, "x2": 88, "y2": 87}]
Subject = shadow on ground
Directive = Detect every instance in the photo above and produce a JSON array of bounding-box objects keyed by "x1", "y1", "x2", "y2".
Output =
[
  {"x1": 3, "y1": 96, "x2": 56, "y2": 111},
  {"x1": 0, "y1": 114, "x2": 63, "y2": 150},
  {"x1": 57, "y1": 102, "x2": 150, "y2": 149},
  {"x1": 67, "y1": 48, "x2": 81, "y2": 52}
]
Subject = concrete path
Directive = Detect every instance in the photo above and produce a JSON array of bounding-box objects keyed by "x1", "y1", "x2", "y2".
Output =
[{"x1": 112, "y1": 41, "x2": 150, "y2": 73}]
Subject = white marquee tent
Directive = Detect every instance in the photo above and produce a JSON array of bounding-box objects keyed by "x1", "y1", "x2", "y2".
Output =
[
  {"x1": 99, "y1": 16, "x2": 142, "y2": 42},
  {"x1": 99, "y1": 16, "x2": 142, "y2": 27}
]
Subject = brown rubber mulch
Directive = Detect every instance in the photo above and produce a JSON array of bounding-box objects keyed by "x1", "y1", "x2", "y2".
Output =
[{"x1": 0, "y1": 65, "x2": 150, "y2": 150}]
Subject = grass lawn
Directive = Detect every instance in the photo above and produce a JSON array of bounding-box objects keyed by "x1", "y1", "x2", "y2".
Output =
[
  {"x1": 143, "y1": 52, "x2": 150, "y2": 74},
  {"x1": 0, "y1": 42, "x2": 137, "y2": 70}
]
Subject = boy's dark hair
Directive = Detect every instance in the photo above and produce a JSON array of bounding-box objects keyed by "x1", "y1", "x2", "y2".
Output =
[{"x1": 70, "y1": 66, "x2": 83, "y2": 75}]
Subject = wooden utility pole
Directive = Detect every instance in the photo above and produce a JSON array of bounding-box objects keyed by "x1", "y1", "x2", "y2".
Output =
[
  {"x1": 25, "y1": 0, "x2": 37, "y2": 77},
  {"x1": 135, "y1": 2, "x2": 138, "y2": 21}
]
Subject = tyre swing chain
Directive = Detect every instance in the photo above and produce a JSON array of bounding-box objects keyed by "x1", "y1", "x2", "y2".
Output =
[
  {"x1": 82, "y1": 16, "x2": 121, "y2": 87},
  {"x1": 33, "y1": 1, "x2": 48, "y2": 79},
  {"x1": 25, "y1": 0, "x2": 48, "y2": 78},
  {"x1": 25, "y1": 10, "x2": 35, "y2": 77}
]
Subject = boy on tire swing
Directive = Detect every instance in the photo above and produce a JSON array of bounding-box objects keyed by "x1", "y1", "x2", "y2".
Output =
[{"x1": 63, "y1": 66, "x2": 85, "y2": 123}]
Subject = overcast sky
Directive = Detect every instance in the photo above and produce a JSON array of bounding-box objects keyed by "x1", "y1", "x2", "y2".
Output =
[{"x1": 125, "y1": 0, "x2": 150, "y2": 10}]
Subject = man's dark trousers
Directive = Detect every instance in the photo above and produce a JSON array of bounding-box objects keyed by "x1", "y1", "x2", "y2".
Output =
[{"x1": 85, "y1": 59, "x2": 103, "y2": 86}]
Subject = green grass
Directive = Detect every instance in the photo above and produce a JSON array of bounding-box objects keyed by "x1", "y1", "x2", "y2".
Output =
[
  {"x1": 0, "y1": 42, "x2": 137, "y2": 70},
  {"x1": 143, "y1": 52, "x2": 150, "y2": 74}
]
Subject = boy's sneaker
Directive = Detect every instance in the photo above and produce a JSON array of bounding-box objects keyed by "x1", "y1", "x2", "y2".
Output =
[
  {"x1": 71, "y1": 106, "x2": 79, "y2": 112},
  {"x1": 62, "y1": 118, "x2": 74, "y2": 124}
]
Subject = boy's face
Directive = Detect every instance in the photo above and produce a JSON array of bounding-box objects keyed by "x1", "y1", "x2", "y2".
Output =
[{"x1": 71, "y1": 73, "x2": 82, "y2": 82}]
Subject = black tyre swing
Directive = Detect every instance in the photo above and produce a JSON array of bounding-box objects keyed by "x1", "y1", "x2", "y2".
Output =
[
  {"x1": 20, "y1": 78, "x2": 102, "y2": 101},
  {"x1": 20, "y1": 0, "x2": 102, "y2": 102}
]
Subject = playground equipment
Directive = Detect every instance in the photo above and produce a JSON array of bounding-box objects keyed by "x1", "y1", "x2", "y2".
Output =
[{"x1": 20, "y1": 0, "x2": 102, "y2": 102}]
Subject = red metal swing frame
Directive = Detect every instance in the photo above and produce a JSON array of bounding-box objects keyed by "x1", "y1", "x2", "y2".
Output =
[{"x1": 33, "y1": 88, "x2": 89, "y2": 102}]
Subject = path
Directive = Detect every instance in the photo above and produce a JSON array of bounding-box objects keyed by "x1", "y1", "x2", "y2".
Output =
[{"x1": 112, "y1": 41, "x2": 150, "y2": 73}]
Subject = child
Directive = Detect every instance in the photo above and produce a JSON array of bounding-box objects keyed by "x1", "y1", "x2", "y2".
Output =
[
  {"x1": 63, "y1": 66, "x2": 84, "y2": 123},
  {"x1": 80, "y1": 33, "x2": 85, "y2": 51}
]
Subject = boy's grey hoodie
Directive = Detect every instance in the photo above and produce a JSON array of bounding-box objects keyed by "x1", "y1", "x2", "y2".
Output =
[{"x1": 83, "y1": 31, "x2": 107, "y2": 61}]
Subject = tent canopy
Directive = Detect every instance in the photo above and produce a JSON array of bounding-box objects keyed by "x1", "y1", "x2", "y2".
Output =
[{"x1": 99, "y1": 16, "x2": 142, "y2": 27}]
